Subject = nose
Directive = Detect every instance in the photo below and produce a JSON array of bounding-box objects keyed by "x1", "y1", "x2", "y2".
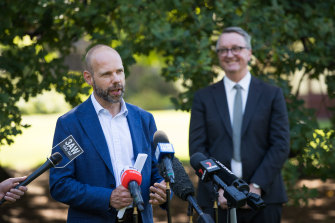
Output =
[
  {"x1": 111, "y1": 72, "x2": 121, "y2": 83},
  {"x1": 226, "y1": 49, "x2": 234, "y2": 57}
]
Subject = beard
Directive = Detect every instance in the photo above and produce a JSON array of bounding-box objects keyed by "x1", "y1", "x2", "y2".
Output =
[{"x1": 93, "y1": 80, "x2": 125, "y2": 104}]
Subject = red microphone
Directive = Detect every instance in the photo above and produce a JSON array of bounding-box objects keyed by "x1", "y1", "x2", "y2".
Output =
[{"x1": 120, "y1": 168, "x2": 144, "y2": 212}]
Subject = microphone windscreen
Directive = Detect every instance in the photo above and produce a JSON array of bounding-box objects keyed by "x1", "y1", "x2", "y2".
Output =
[
  {"x1": 190, "y1": 152, "x2": 207, "y2": 171},
  {"x1": 160, "y1": 157, "x2": 195, "y2": 201},
  {"x1": 50, "y1": 152, "x2": 63, "y2": 165},
  {"x1": 153, "y1": 130, "x2": 169, "y2": 149},
  {"x1": 121, "y1": 169, "x2": 142, "y2": 188}
]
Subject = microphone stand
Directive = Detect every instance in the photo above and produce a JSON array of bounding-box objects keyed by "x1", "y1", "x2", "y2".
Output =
[
  {"x1": 133, "y1": 206, "x2": 138, "y2": 223},
  {"x1": 160, "y1": 167, "x2": 172, "y2": 223},
  {"x1": 187, "y1": 202, "x2": 193, "y2": 223},
  {"x1": 187, "y1": 196, "x2": 215, "y2": 223},
  {"x1": 227, "y1": 203, "x2": 237, "y2": 223},
  {"x1": 213, "y1": 184, "x2": 219, "y2": 223},
  {"x1": 166, "y1": 181, "x2": 172, "y2": 223}
]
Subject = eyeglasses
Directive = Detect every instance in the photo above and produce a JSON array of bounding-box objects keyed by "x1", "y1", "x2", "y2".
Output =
[{"x1": 216, "y1": 46, "x2": 248, "y2": 55}]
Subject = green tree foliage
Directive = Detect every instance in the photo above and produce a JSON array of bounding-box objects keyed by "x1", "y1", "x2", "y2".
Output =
[
  {"x1": 1, "y1": 0, "x2": 335, "y2": 205},
  {"x1": 125, "y1": 63, "x2": 178, "y2": 110}
]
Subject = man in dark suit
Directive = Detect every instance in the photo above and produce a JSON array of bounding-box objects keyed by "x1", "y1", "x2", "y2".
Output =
[
  {"x1": 49, "y1": 44, "x2": 166, "y2": 223},
  {"x1": 189, "y1": 27, "x2": 290, "y2": 222}
]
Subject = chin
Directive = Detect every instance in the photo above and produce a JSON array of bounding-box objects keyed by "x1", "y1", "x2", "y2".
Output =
[
  {"x1": 225, "y1": 68, "x2": 240, "y2": 74},
  {"x1": 223, "y1": 64, "x2": 239, "y2": 70}
]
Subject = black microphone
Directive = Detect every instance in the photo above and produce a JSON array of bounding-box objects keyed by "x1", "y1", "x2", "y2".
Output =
[
  {"x1": 211, "y1": 158, "x2": 250, "y2": 193},
  {"x1": 159, "y1": 157, "x2": 214, "y2": 223},
  {"x1": 190, "y1": 152, "x2": 247, "y2": 208},
  {"x1": 213, "y1": 158, "x2": 265, "y2": 210},
  {"x1": 153, "y1": 131, "x2": 175, "y2": 183},
  {"x1": 0, "y1": 152, "x2": 63, "y2": 205}
]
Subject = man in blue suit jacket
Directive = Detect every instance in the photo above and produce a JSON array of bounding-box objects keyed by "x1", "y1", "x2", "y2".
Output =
[
  {"x1": 189, "y1": 27, "x2": 290, "y2": 222},
  {"x1": 50, "y1": 44, "x2": 166, "y2": 223}
]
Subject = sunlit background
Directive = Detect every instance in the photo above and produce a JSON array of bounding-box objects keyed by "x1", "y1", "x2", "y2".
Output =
[{"x1": 0, "y1": 95, "x2": 191, "y2": 170}]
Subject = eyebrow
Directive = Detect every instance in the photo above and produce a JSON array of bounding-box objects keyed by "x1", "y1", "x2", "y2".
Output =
[{"x1": 98, "y1": 67, "x2": 124, "y2": 76}]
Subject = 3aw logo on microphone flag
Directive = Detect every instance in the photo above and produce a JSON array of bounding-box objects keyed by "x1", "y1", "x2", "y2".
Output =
[{"x1": 52, "y1": 135, "x2": 84, "y2": 168}]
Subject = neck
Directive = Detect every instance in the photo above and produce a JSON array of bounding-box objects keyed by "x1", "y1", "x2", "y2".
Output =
[
  {"x1": 107, "y1": 103, "x2": 121, "y2": 117},
  {"x1": 94, "y1": 92, "x2": 121, "y2": 117}
]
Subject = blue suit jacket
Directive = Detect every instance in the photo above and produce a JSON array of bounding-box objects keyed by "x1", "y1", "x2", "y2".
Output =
[
  {"x1": 49, "y1": 98, "x2": 163, "y2": 223},
  {"x1": 189, "y1": 77, "x2": 290, "y2": 207}
]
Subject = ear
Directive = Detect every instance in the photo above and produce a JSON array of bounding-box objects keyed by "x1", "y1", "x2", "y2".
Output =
[
  {"x1": 83, "y1": 70, "x2": 93, "y2": 86},
  {"x1": 247, "y1": 49, "x2": 252, "y2": 62}
]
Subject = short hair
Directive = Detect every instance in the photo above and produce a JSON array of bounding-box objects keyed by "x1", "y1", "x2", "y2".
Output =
[
  {"x1": 216, "y1": 27, "x2": 252, "y2": 50},
  {"x1": 84, "y1": 44, "x2": 114, "y2": 74}
]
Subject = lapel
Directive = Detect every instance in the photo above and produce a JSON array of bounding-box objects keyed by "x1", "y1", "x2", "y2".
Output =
[
  {"x1": 212, "y1": 80, "x2": 233, "y2": 138},
  {"x1": 76, "y1": 98, "x2": 114, "y2": 175},
  {"x1": 125, "y1": 104, "x2": 142, "y2": 159},
  {"x1": 242, "y1": 76, "x2": 262, "y2": 136}
]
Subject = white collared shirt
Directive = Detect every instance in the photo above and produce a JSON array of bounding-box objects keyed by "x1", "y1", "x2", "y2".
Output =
[
  {"x1": 223, "y1": 72, "x2": 251, "y2": 126},
  {"x1": 91, "y1": 94, "x2": 134, "y2": 186},
  {"x1": 223, "y1": 72, "x2": 251, "y2": 178}
]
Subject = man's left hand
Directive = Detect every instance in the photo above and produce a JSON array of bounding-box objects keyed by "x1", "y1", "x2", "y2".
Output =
[
  {"x1": 249, "y1": 183, "x2": 261, "y2": 196},
  {"x1": 149, "y1": 180, "x2": 166, "y2": 205},
  {"x1": 240, "y1": 183, "x2": 262, "y2": 209}
]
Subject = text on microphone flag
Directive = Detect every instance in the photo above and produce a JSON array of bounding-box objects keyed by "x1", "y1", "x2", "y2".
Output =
[
  {"x1": 155, "y1": 143, "x2": 174, "y2": 160},
  {"x1": 201, "y1": 159, "x2": 220, "y2": 171},
  {"x1": 52, "y1": 135, "x2": 84, "y2": 168},
  {"x1": 59, "y1": 135, "x2": 84, "y2": 159}
]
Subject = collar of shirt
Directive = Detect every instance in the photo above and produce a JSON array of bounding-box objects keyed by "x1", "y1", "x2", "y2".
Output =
[
  {"x1": 91, "y1": 94, "x2": 128, "y2": 117},
  {"x1": 223, "y1": 71, "x2": 251, "y2": 93},
  {"x1": 223, "y1": 72, "x2": 251, "y2": 126}
]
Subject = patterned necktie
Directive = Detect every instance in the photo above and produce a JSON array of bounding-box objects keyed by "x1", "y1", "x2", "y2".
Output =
[{"x1": 232, "y1": 84, "x2": 243, "y2": 162}]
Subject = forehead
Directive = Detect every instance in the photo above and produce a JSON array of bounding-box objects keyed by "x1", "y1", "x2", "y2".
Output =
[
  {"x1": 91, "y1": 48, "x2": 123, "y2": 72},
  {"x1": 218, "y1": 32, "x2": 246, "y2": 47}
]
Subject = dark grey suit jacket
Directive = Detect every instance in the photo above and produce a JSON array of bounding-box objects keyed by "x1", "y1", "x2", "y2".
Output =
[{"x1": 189, "y1": 76, "x2": 290, "y2": 208}]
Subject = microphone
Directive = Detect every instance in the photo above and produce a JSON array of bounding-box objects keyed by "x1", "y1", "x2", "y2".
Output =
[
  {"x1": 190, "y1": 152, "x2": 247, "y2": 208},
  {"x1": 117, "y1": 154, "x2": 147, "y2": 219},
  {"x1": 159, "y1": 157, "x2": 214, "y2": 223},
  {"x1": 153, "y1": 131, "x2": 175, "y2": 183},
  {"x1": 0, "y1": 152, "x2": 63, "y2": 205},
  {"x1": 211, "y1": 158, "x2": 250, "y2": 193},
  {"x1": 213, "y1": 158, "x2": 265, "y2": 210},
  {"x1": 120, "y1": 168, "x2": 144, "y2": 212}
]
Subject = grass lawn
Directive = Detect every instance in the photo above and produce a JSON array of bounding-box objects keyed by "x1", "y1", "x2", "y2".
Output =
[{"x1": 0, "y1": 110, "x2": 190, "y2": 170}]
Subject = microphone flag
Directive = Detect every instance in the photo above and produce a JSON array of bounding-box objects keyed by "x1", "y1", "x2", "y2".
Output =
[{"x1": 51, "y1": 135, "x2": 84, "y2": 168}]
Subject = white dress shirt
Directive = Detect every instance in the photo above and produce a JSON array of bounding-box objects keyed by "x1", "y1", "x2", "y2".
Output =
[
  {"x1": 223, "y1": 72, "x2": 251, "y2": 178},
  {"x1": 91, "y1": 94, "x2": 134, "y2": 186}
]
